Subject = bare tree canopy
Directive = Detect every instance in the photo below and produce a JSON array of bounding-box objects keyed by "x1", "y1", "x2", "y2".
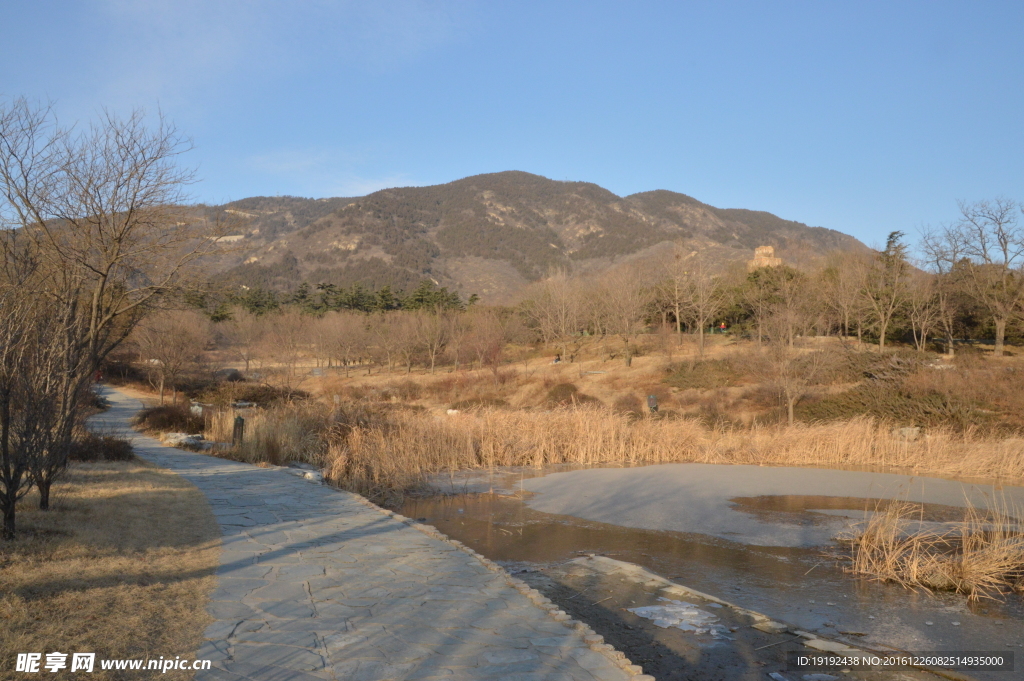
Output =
[
  {"x1": 922, "y1": 198, "x2": 1024, "y2": 355},
  {"x1": 861, "y1": 231, "x2": 911, "y2": 350},
  {"x1": 0, "y1": 98, "x2": 210, "y2": 538},
  {"x1": 0, "y1": 97, "x2": 218, "y2": 367}
]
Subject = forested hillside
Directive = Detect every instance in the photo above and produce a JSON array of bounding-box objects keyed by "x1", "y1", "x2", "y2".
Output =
[{"x1": 201, "y1": 171, "x2": 868, "y2": 301}]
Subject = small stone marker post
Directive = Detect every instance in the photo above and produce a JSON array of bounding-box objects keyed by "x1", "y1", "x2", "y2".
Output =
[
  {"x1": 647, "y1": 395, "x2": 658, "y2": 413},
  {"x1": 232, "y1": 415, "x2": 245, "y2": 446}
]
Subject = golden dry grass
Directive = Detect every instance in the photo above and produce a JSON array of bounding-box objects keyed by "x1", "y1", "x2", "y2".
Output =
[
  {"x1": 0, "y1": 461, "x2": 220, "y2": 680},
  {"x1": 843, "y1": 498, "x2": 1024, "y2": 600},
  {"x1": 203, "y1": 399, "x2": 1024, "y2": 505}
]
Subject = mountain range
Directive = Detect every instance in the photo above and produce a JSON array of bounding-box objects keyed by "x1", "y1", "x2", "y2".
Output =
[{"x1": 202, "y1": 171, "x2": 868, "y2": 302}]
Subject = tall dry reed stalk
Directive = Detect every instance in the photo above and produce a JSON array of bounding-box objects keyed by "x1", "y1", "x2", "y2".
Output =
[
  {"x1": 206, "y1": 404, "x2": 331, "y2": 466},
  {"x1": 843, "y1": 498, "x2": 1024, "y2": 599},
  {"x1": 208, "y1": 403, "x2": 1024, "y2": 505},
  {"x1": 322, "y1": 407, "x2": 1024, "y2": 504}
]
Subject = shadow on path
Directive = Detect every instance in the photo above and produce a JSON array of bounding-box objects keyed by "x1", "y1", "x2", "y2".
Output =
[{"x1": 94, "y1": 386, "x2": 638, "y2": 681}]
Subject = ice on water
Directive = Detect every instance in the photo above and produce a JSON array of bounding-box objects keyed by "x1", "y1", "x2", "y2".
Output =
[{"x1": 628, "y1": 598, "x2": 730, "y2": 637}]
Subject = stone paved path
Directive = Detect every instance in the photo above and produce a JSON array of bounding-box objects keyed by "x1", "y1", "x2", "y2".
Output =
[{"x1": 92, "y1": 388, "x2": 644, "y2": 681}]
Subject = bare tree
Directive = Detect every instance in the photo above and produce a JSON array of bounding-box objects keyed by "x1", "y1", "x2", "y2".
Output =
[
  {"x1": 223, "y1": 309, "x2": 266, "y2": 374},
  {"x1": 861, "y1": 232, "x2": 910, "y2": 349},
  {"x1": 526, "y1": 272, "x2": 588, "y2": 361},
  {"x1": 394, "y1": 313, "x2": 420, "y2": 374},
  {"x1": 0, "y1": 99, "x2": 209, "y2": 525},
  {"x1": 464, "y1": 308, "x2": 525, "y2": 381},
  {"x1": 0, "y1": 99, "x2": 217, "y2": 371},
  {"x1": 820, "y1": 251, "x2": 868, "y2": 341},
  {"x1": 675, "y1": 252, "x2": 727, "y2": 356},
  {"x1": 321, "y1": 311, "x2": 368, "y2": 377},
  {"x1": 742, "y1": 265, "x2": 804, "y2": 346},
  {"x1": 445, "y1": 311, "x2": 472, "y2": 372},
  {"x1": 414, "y1": 310, "x2": 449, "y2": 374},
  {"x1": 595, "y1": 266, "x2": 653, "y2": 367},
  {"x1": 367, "y1": 312, "x2": 401, "y2": 373},
  {"x1": 905, "y1": 271, "x2": 939, "y2": 352},
  {"x1": 133, "y1": 310, "x2": 212, "y2": 404},
  {"x1": 920, "y1": 225, "x2": 969, "y2": 356},
  {"x1": 25, "y1": 297, "x2": 91, "y2": 511},
  {"x1": 761, "y1": 311, "x2": 824, "y2": 426},
  {"x1": 658, "y1": 244, "x2": 694, "y2": 335},
  {"x1": 0, "y1": 288, "x2": 43, "y2": 537},
  {"x1": 258, "y1": 311, "x2": 311, "y2": 397},
  {"x1": 924, "y1": 199, "x2": 1024, "y2": 355}
]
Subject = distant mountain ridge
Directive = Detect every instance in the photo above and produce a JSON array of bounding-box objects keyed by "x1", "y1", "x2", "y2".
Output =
[{"x1": 203, "y1": 171, "x2": 868, "y2": 301}]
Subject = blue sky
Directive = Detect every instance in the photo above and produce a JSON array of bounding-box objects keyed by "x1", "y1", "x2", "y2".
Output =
[{"x1": 2, "y1": 1, "x2": 1022, "y2": 246}]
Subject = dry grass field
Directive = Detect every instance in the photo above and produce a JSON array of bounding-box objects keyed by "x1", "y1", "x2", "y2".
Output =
[
  {"x1": 120, "y1": 333, "x2": 1024, "y2": 596},
  {"x1": 0, "y1": 461, "x2": 219, "y2": 680}
]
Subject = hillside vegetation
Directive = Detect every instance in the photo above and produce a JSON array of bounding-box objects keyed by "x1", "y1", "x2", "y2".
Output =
[{"x1": 200, "y1": 171, "x2": 868, "y2": 300}]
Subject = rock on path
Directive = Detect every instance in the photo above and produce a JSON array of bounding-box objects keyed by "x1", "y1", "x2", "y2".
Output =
[{"x1": 92, "y1": 388, "x2": 643, "y2": 681}]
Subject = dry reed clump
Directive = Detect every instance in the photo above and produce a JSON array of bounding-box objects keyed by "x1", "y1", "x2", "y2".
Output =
[
  {"x1": 842, "y1": 499, "x2": 1024, "y2": 600},
  {"x1": 317, "y1": 407, "x2": 1024, "y2": 505},
  {"x1": 199, "y1": 390, "x2": 1024, "y2": 507},
  {"x1": 205, "y1": 403, "x2": 333, "y2": 466}
]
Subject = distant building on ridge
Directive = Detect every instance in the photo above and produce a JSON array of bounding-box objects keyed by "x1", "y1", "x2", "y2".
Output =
[{"x1": 747, "y1": 245, "x2": 782, "y2": 271}]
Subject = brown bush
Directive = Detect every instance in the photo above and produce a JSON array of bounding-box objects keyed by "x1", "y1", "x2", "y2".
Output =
[
  {"x1": 450, "y1": 397, "x2": 509, "y2": 410},
  {"x1": 133, "y1": 405, "x2": 205, "y2": 434},
  {"x1": 197, "y1": 382, "x2": 308, "y2": 407},
  {"x1": 612, "y1": 394, "x2": 644, "y2": 416},
  {"x1": 665, "y1": 358, "x2": 745, "y2": 390},
  {"x1": 545, "y1": 382, "x2": 602, "y2": 407},
  {"x1": 69, "y1": 432, "x2": 136, "y2": 462},
  {"x1": 380, "y1": 380, "x2": 422, "y2": 402}
]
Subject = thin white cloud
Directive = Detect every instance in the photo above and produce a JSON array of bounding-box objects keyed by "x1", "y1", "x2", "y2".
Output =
[
  {"x1": 243, "y1": 146, "x2": 417, "y2": 197},
  {"x1": 91, "y1": 0, "x2": 476, "y2": 107}
]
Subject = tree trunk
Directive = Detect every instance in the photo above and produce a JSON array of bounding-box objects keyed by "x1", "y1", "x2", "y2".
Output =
[
  {"x1": 697, "y1": 326, "x2": 705, "y2": 357},
  {"x1": 787, "y1": 395, "x2": 795, "y2": 426},
  {"x1": 38, "y1": 479, "x2": 51, "y2": 511},
  {"x1": 675, "y1": 303, "x2": 682, "y2": 334},
  {"x1": 994, "y1": 316, "x2": 1007, "y2": 356},
  {"x1": 623, "y1": 338, "x2": 632, "y2": 367},
  {"x1": 159, "y1": 375, "x2": 165, "y2": 404},
  {"x1": 2, "y1": 503, "x2": 14, "y2": 541},
  {"x1": 878, "y1": 321, "x2": 887, "y2": 349}
]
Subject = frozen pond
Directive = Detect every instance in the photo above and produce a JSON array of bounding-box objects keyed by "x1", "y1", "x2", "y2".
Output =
[
  {"x1": 521, "y1": 463, "x2": 1024, "y2": 547},
  {"x1": 401, "y1": 463, "x2": 1024, "y2": 681}
]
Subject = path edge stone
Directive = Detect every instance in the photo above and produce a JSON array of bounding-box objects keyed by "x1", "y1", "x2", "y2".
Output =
[{"x1": 350, "y1": 496, "x2": 655, "y2": 681}]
